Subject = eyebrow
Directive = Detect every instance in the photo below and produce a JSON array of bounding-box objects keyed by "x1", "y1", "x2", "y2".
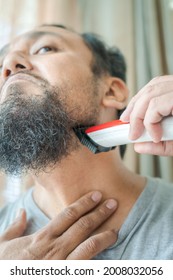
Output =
[
  {"x1": 24, "y1": 31, "x2": 63, "y2": 40},
  {"x1": 0, "y1": 31, "x2": 64, "y2": 58}
]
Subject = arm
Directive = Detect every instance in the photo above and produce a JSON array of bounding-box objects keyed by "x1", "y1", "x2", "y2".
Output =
[
  {"x1": 0, "y1": 191, "x2": 117, "y2": 259},
  {"x1": 121, "y1": 75, "x2": 173, "y2": 156}
]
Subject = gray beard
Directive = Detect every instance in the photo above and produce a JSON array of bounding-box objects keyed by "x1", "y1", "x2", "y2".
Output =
[{"x1": 0, "y1": 88, "x2": 80, "y2": 175}]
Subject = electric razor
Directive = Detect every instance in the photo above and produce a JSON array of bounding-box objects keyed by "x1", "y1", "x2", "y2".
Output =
[{"x1": 74, "y1": 116, "x2": 173, "y2": 154}]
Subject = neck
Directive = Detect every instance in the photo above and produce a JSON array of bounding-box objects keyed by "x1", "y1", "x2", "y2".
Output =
[{"x1": 32, "y1": 147, "x2": 146, "y2": 232}]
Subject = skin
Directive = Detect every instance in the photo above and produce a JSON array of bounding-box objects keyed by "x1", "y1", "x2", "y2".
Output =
[
  {"x1": 121, "y1": 75, "x2": 173, "y2": 156},
  {"x1": 0, "y1": 194, "x2": 118, "y2": 260},
  {"x1": 0, "y1": 26, "x2": 146, "y2": 259}
]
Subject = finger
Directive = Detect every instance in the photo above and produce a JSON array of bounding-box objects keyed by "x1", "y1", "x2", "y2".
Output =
[
  {"x1": 148, "y1": 75, "x2": 173, "y2": 86},
  {"x1": 143, "y1": 93, "x2": 173, "y2": 141},
  {"x1": 144, "y1": 122, "x2": 162, "y2": 143},
  {"x1": 44, "y1": 191, "x2": 103, "y2": 236},
  {"x1": 121, "y1": 76, "x2": 173, "y2": 122},
  {"x1": 142, "y1": 100, "x2": 164, "y2": 143},
  {"x1": 67, "y1": 229, "x2": 118, "y2": 260},
  {"x1": 141, "y1": 93, "x2": 173, "y2": 142},
  {"x1": 129, "y1": 86, "x2": 173, "y2": 140},
  {"x1": 120, "y1": 95, "x2": 138, "y2": 121},
  {"x1": 120, "y1": 84, "x2": 153, "y2": 122},
  {"x1": 129, "y1": 117, "x2": 145, "y2": 140},
  {"x1": 134, "y1": 141, "x2": 173, "y2": 156},
  {"x1": 60, "y1": 199, "x2": 117, "y2": 253},
  {"x1": 130, "y1": 83, "x2": 172, "y2": 121},
  {"x1": 0, "y1": 209, "x2": 27, "y2": 241},
  {"x1": 145, "y1": 93, "x2": 173, "y2": 122}
]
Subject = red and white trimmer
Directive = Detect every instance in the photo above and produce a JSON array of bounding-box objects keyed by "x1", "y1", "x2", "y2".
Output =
[{"x1": 74, "y1": 116, "x2": 173, "y2": 154}]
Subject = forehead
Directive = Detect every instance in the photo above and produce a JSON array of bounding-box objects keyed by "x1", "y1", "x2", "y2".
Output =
[{"x1": 0, "y1": 26, "x2": 92, "y2": 60}]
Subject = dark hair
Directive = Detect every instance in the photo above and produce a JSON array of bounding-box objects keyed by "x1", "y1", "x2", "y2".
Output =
[
  {"x1": 41, "y1": 24, "x2": 127, "y2": 157},
  {"x1": 81, "y1": 33, "x2": 127, "y2": 157}
]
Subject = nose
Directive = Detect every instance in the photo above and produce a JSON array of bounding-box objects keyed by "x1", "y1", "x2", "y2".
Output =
[{"x1": 1, "y1": 51, "x2": 33, "y2": 79}]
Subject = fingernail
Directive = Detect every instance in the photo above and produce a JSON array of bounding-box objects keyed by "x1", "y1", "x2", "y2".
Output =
[
  {"x1": 91, "y1": 191, "x2": 102, "y2": 202},
  {"x1": 16, "y1": 208, "x2": 23, "y2": 219},
  {"x1": 120, "y1": 111, "x2": 127, "y2": 121},
  {"x1": 106, "y1": 199, "x2": 117, "y2": 209},
  {"x1": 120, "y1": 112, "x2": 125, "y2": 120}
]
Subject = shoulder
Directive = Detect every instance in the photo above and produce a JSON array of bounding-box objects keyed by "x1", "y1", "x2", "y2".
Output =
[
  {"x1": 145, "y1": 176, "x2": 173, "y2": 216},
  {"x1": 146, "y1": 176, "x2": 173, "y2": 196}
]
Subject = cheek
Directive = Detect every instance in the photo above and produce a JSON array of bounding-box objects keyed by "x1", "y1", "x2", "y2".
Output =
[
  {"x1": 34, "y1": 54, "x2": 92, "y2": 88},
  {"x1": 64, "y1": 79, "x2": 100, "y2": 123},
  {"x1": 33, "y1": 56, "x2": 97, "y2": 113}
]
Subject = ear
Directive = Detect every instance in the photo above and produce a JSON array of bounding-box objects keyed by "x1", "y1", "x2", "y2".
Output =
[{"x1": 102, "y1": 77, "x2": 129, "y2": 110}]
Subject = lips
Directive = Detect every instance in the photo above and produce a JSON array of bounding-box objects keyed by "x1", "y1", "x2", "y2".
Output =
[
  {"x1": 1, "y1": 73, "x2": 39, "y2": 92},
  {"x1": 0, "y1": 73, "x2": 45, "y2": 102}
]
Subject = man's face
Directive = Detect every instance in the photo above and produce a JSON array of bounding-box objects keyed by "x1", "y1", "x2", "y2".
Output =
[{"x1": 0, "y1": 26, "x2": 101, "y2": 175}]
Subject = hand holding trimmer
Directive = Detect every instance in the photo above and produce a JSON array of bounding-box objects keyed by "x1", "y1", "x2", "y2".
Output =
[{"x1": 74, "y1": 116, "x2": 173, "y2": 154}]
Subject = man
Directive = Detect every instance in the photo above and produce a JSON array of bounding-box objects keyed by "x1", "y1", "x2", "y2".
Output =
[{"x1": 0, "y1": 24, "x2": 173, "y2": 259}]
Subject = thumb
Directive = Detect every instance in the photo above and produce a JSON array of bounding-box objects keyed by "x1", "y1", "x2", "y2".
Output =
[{"x1": 1, "y1": 209, "x2": 27, "y2": 241}]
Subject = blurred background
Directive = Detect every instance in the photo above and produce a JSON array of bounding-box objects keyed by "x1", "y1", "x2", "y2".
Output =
[{"x1": 0, "y1": 0, "x2": 173, "y2": 207}]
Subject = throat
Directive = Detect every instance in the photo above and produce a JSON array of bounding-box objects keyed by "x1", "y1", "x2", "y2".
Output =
[{"x1": 32, "y1": 156, "x2": 146, "y2": 234}]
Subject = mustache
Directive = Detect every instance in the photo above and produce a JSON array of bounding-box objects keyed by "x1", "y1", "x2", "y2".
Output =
[{"x1": 0, "y1": 70, "x2": 49, "y2": 93}]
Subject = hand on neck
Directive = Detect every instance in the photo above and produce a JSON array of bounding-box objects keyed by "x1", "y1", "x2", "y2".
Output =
[{"x1": 32, "y1": 147, "x2": 146, "y2": 231}]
